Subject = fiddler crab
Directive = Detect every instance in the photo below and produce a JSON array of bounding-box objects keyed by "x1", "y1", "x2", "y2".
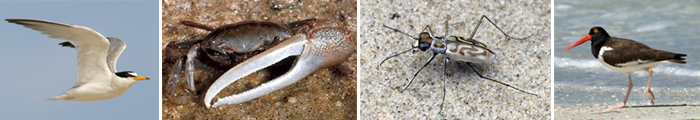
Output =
[{"x1": 164, "y1": 19, "x2": 355, "y2": 108}]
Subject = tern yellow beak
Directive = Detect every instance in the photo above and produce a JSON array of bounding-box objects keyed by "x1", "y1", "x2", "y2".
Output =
[{"x1": 134, "y1": 76, "x2": 150, "y2": 81}]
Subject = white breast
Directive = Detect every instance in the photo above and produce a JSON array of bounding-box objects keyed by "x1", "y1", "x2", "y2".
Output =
[{"x1": 597, "y1": 46, "x2": 670, "y2": 73}]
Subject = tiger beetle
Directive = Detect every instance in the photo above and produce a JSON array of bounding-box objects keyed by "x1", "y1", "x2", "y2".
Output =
[{"x1": 380, "y1": 15, "x2": 539, "y2": 114}]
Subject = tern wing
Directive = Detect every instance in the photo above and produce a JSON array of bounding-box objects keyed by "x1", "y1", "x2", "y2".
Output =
[
  {"x1": 6, "y1": 18, "x2": 112, "y2": 86},
  {"x1": 106, "y1": 37, "x2": 126, "y2": 73},
  {"x1": 56, "y1": 37, "x2": 125, "y2": 73}
]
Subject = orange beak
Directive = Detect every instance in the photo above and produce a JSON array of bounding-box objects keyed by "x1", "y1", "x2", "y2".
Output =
[
  {"x1": 134, "y1": 76, "x2": 150, "y2": 81},
  {"x1": 564, "y1": 34, "x2": 592, "y2": 50}
]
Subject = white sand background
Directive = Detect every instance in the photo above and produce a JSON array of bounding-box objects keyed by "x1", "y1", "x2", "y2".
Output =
[{"x1": 359, "y1": 0, "x2": 551, "y2": 119}]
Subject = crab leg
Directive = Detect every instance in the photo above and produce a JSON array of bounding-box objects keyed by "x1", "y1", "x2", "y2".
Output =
[
  {"x1": 185, "y1": 45, "x2": 198, "y2": 91},
  {"x1": 204, "y1": 27, "x2": 355, "y2": 108}
]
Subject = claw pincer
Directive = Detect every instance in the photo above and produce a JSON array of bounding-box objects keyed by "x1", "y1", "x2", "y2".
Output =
[{"x1": 204, "y1": 27, "x2": 355, "y2": 108}]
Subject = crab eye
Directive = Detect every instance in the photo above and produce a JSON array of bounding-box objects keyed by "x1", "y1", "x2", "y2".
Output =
[{"x1": 205, "y1": 49, "x2": 226, "y2": 56}]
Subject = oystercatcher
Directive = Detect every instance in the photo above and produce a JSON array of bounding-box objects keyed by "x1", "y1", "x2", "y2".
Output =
[{"x1": 564, "y1": 26, "x2": 687, "y2": 109}]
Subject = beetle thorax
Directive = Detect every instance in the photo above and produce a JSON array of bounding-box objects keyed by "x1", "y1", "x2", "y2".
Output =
[{"x1": 429, "y1": 37, "x2": 446, "y2": 54}]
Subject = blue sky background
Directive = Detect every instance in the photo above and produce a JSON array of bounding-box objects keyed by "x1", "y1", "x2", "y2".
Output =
[{"x1": 0, "y1": 1, "x2": 158, "y2": 119}]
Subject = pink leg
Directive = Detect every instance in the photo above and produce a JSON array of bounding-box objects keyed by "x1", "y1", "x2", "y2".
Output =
[
  {"x1": 609, "y1": 73, "x2": 633, "y2": 109},
  {"x1": 645, "y1": 68, "x2": 655, "y2": 105}
]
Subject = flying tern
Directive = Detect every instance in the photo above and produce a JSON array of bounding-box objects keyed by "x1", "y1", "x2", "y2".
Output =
[{"x1": 6, "y1": 18, "x2": 150, "y2": 101}]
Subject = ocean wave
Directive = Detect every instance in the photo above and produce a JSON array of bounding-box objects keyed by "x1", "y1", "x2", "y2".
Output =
[
  {"x1": 633, "y1": 21, "x2": 678, "y2": 33},
  {"x1": 555, "y1": 57, "x2": 700, "y2": 77}
]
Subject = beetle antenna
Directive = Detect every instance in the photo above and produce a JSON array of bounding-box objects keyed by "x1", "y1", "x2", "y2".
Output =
[
  {"x1": 383, "y1": 25, "x2": 418, "y2": 40},
  {"x1": 379, "y1": 48, "x2": 414, "y2": 66}
]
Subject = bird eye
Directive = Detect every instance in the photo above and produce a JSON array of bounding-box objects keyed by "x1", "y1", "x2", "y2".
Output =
[
  {"x1": 593, "y1": 29, "x2": 598, "y2": 33},
  {"x1": 129, "y1": 72, "x2": 138, "y2": 77}
]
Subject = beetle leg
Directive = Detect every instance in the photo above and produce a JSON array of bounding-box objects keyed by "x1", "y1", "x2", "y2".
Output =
[
  {"x1": 465, "y1": 62, "x2": 538, "y2": 97},
  {"x1": 468, "y1": 15, "x2": 534, "y2": 40},
  {"x1": 380, "y1": 48, "x2": 413, "y2": 85},
  {"x1": 439, "y1": 58, "x2": 449, "y2": 114},
  {"x1": 400, "y1": 53, "x2": 437, "y2": 93},
  {"x1": 445, "y1": 15, "x2": 450, "y2": 38},
  {"x1": 421, "y1": 25, "x2": 435, "y2": 38}
]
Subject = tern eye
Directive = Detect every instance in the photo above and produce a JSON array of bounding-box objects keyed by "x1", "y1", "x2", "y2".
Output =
[
  {"x1": 115, "y1": 71, "x2": 137, "y2": 78},
  {"x1": 128, "y1": 72, "x2": 138, "y2": 77}
]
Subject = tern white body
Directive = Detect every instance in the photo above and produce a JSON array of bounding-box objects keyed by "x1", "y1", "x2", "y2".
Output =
[{"x1": 6, "y1": 18, "x2": 149, "y2": 102}]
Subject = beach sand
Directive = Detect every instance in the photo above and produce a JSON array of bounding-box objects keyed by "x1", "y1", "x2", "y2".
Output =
[
  {"x1": 554, "y1": 84, "x2": 700, "y2": 119},
  {"x1": 359, "y1": 0, "x2": 551, "y2": 119},
  {"x1": 555, "y1": 103, "x2": 700, "y2": 119},
  {"x1": 161, "y1": 0, "x2": 357, "y2": 119}
]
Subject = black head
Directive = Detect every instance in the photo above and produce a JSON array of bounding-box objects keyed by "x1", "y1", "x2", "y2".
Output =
[
  {"x1": 564, "y1": 26, "x2": 612, "y2": 50},
  {"x1": 115, "y1": 71, "x2": 137, "y2": 78},
  {"x1": 115, "y1": 71, "x2": 149, "y2": 81},
  {"x1": 588, "y1": 26, "x2": 611, "y2": 42}
]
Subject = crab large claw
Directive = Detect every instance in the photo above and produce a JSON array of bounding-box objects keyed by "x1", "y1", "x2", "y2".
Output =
[{"x1": 204, "y1": 27, "x2": 355, "y2": 108}]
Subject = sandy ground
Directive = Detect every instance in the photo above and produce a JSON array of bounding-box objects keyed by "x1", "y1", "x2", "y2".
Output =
[
  {"x1": 360, "y1": 0, "x2": 551, "y2": 119},
  {"x1": 554, "y1": 103, "x2": 700, "y2": 119},
  {"x1": 161, "y1": 0, "x2": 356, "y2": 119},
  {"x1": 554, "y1": 85, "x2": 700, "y2": 119}
]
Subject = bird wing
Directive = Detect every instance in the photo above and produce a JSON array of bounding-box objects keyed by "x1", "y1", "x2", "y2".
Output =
[
  {"x1": 55, "y1": 37, "x2": 125, "y2": 73},
  {"x1": 601, "y1": 37, "x2": 681, "y2": 67},
  {"x1": 106, "y1": 37, "x2": 126, "y2": 73},
  {"x1": 6, "y1": 18, "x2": 112, "y2": 86}
]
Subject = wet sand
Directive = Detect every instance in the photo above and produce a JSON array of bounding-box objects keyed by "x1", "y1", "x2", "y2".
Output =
[
  {"x1": 162, "y1": 0, "x2": 356, "y2": 119},
  {"x1": 360, "y1": 0, "x2": 551, "y2": 119},
  {"x1": 554, "y1": 85, "x2": 700, "y2": 119},
  {"x1": 554, "y1": 103, "x2": 700, "y2": 119}
]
